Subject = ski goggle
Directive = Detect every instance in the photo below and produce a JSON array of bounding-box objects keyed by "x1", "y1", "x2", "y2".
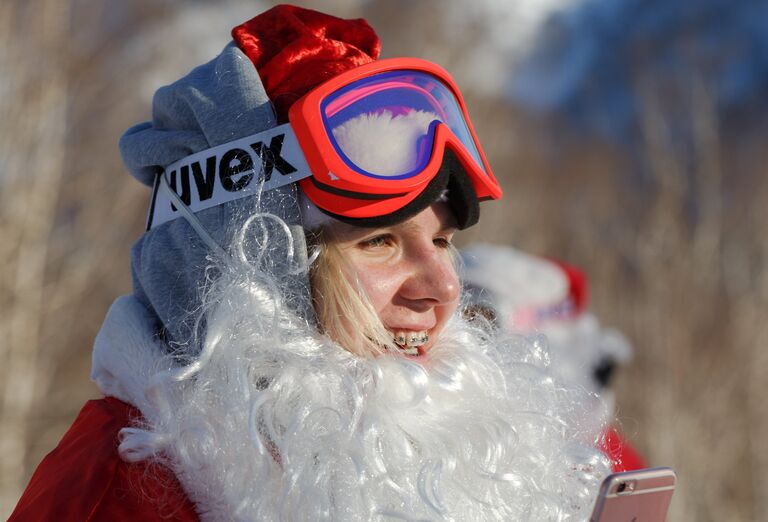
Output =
[{"x1": 147, "y1": 58, "x2": 501, "y2": 231}]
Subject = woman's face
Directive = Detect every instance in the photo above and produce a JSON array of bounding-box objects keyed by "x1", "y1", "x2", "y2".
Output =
[{"x1": 327, "y1": 202, "x2": 460, "y2": 356}]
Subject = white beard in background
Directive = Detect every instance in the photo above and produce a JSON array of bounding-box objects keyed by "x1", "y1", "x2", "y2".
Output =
[
  {"x1": 104, "y1": 250, "x2": 610, "y2": 522},
  {"x1": 459, "y1": 243, "x2": 635, "y2": 437}
]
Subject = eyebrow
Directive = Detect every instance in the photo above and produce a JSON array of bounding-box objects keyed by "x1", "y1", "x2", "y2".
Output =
[
  {"x1": 392, "y1": 216, "x2": 457, "y2": 236},
  {"x1": 329, "y1": 208, "x2": 458, "y2": 240}
]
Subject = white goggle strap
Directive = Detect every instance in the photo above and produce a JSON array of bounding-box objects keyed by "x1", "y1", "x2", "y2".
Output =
[
  {"x1": 157, "y1": 171, "x2": 228, "y2": 258},
  {"x1": 146, "y1": 123, "x2": 314, "y2": 233}
]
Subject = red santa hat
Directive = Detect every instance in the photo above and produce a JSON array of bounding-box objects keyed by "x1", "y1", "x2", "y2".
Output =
[
  {"x1": 232, "y1": 5, "x2": 446, "y2": 230},
  {"x1": 232, "y1": 4, "x2": 381, "y2": 122},
  {"x1": 461, "y1": 244, "x2": 588, "y2": 331}
]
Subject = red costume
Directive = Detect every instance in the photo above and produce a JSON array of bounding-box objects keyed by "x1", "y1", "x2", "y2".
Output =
[
  {"x1": 9, "y1": 399, "x2": 197, "y2": 521},
  {"x1": 10, "y1": 396, "x2": 644, "y2": 521}
]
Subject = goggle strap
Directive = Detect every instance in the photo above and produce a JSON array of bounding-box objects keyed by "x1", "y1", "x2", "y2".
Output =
[
  {"x1": 158, "y1": 171, "x2": 228, "y2": 259},
  {"x1": 146, "y1": 123, "x2": 313, "y2": 230}
]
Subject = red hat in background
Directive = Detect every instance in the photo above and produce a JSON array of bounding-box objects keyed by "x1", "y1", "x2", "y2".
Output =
[{"x1": 551, "y1": 260, "x2": 589, "y2": 317}]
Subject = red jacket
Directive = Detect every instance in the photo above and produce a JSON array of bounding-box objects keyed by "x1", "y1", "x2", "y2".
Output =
[
  {"x1": 600, "y1": 425, "x2": 647, "y2": 472},
  {"x1": 9, "y1": 398, "x2": 198, "y2": 521},
  {"x1": 10, "y1": 397, "x2": 645, "y2": 520}
]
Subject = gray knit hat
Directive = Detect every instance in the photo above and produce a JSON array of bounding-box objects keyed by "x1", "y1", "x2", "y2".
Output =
[{"x1": 120, "y1": 43, "x2": 311, "y2": 347}]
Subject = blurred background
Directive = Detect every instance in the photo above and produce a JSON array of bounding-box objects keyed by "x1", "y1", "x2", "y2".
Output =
[{"x1": 1, "y1": 0, "x2": 766, "y2": 520}]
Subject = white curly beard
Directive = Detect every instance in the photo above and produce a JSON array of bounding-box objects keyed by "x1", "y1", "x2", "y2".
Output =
[{"x1": 92, "y1": 218, "x2": 611, "y2": 521}]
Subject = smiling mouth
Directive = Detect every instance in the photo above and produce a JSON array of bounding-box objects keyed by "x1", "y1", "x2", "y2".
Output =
[{"x1": 390, "y1": 330, "x2": 430, "y2": 356}]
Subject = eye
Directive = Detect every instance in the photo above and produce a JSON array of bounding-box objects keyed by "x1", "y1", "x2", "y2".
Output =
[
  {"x1": 359, "y1": 234, "x2": 393, "y2": 249},
  {"x1": 433, "y1": 235, "x2": 453, "y2": 249}
]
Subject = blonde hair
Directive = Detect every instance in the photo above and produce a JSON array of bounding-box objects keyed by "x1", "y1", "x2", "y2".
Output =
[{"x1": 308, "y1": 229, "x2": 397, "y2": 357}]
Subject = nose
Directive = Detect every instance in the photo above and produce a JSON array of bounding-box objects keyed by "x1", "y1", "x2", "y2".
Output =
[{"x1": 398, "y1": 247, "x2": 460, "y2": 309}]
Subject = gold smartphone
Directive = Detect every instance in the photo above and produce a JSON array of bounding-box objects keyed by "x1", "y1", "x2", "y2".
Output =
[{"x1": 590, "y1": 467, "x2": 676, "y2": 522}]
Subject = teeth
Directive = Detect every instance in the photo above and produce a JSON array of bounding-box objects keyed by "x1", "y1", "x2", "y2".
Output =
[
  {"x1": 406, "y1": 332, "x2": 428, "y2": 347},
  {"x1": 391, "y1": 330, "x2": 429, "y2": 354}
]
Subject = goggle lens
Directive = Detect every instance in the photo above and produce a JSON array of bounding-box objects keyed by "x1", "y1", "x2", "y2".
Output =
[{"x1": 321, "y1": 70, "x2": 487, "y2": 180}]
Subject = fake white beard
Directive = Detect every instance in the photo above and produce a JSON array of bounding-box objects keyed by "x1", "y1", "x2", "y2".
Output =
[{"x1": 106, "y1": 215, "x2": 610, "y2": 521}]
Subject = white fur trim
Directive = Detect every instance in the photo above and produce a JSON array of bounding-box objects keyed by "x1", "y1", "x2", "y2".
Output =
[
  {"x1": 91, "y1": 295, "x2": 168, "y2": 412},
  {"x1": 332, "y1": 109, "x2": 438, "y2": 176},
  {"x1": 462, "y1": 243, "x2": 569, "y2": 311}
]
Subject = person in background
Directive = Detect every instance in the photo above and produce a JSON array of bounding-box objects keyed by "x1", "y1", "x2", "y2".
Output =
[
  {"x1": 461, "y1": 243, "x2": 647, "y2": 472},
  {"x1": 10, "y1": 5, "x2": 611, "y2": 521}
]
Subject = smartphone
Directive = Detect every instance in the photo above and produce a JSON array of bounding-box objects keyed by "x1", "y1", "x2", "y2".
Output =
[{"x1": 589, "y1": 467, "x2": 676, "y2": 522}]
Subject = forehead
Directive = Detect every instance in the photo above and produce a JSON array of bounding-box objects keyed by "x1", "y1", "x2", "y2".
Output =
[{"x1": 328, "y1": 202, "x2": 457, "y2": 241}]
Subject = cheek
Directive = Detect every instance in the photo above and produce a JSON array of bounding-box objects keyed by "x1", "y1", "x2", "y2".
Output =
[{"x1": 353, "y1": 264, "x2": 403, "y2": 313}]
